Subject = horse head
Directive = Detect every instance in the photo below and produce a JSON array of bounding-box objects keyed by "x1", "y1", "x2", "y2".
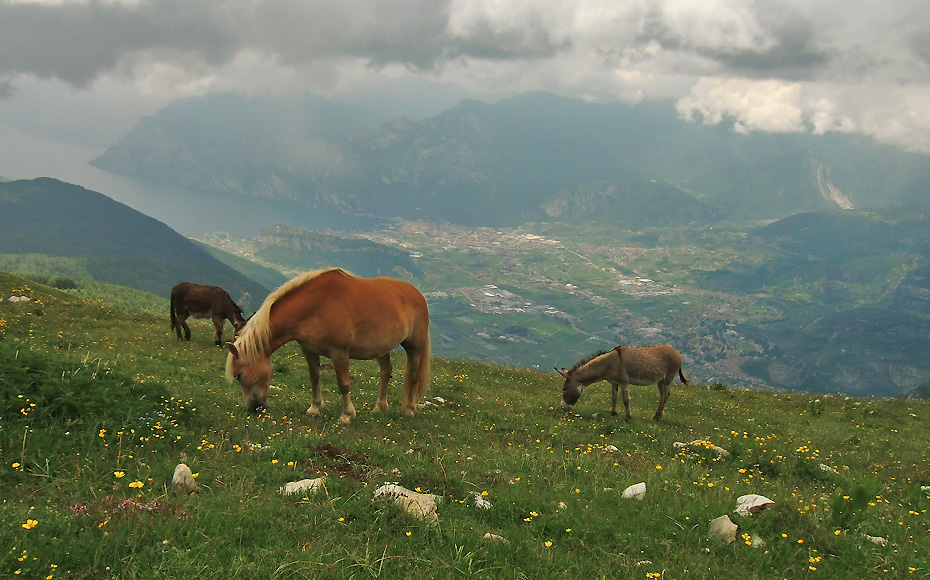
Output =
[{"x1": 226, "y1": 342, "x2": 273, "y2": 413}]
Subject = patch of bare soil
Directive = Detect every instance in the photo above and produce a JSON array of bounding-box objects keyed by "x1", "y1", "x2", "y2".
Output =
[{"x1": 307, "y1": 443, "x2": 387, "y2": 483}]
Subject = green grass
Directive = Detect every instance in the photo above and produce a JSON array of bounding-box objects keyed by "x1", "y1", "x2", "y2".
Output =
[{"x1": 1, "y1": 271, "x2": 929, "y2": 579}]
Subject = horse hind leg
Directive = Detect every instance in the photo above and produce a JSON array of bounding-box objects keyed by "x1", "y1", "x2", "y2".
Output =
[
  {"x1": 375, "y1": 354, "x2": 392, "y2": 413},
  {"x1": 179, "y1": 314, "x2": 192, "y2": 341}
]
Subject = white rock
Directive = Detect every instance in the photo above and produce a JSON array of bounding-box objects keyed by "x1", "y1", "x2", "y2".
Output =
[
  {"x1": 280, "y1": 477, "x2": 325, "y2": 496},
  {"x1": 864, "y1": 534, "x2": 887, "y2": 546},
  {"x1": 373, "y1": 484, "x2": 441, "y2": 521},
  {"x1": 735, "y1": 494, "x2": 774, "y2": 516},
  {"x1": 473, "y1": 492, "x2": 492, "y2": 510},
  {"x1": 171, "y1": 463, "x2": 198, "y2": 492},
  {"x1": 709, "y1": 515, "x2": 739, "y2": 544},
  {"x1": 482, "y1": 533, "x2": 508, "y2": 543},
  {"x1": 622, "y1": 482, "x2": 646, "y2": 500}
]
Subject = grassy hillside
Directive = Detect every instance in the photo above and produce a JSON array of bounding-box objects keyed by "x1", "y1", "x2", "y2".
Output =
[
  {"x1": 0, "y1": 178, "x2": 270, "y2": 304},
  {"x1": 1, "y1": 270, "x2": 929, "y2": 579}
]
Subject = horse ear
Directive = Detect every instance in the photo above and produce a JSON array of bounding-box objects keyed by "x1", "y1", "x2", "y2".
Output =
[
  {"x1": 556, "y1": 367, "x2": 570, "y2": 379},
  {"x1": 227, "y1": 342, "x2": 240, "y2": 357}
]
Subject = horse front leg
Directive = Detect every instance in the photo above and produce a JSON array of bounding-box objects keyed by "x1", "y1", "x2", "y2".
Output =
[
  {"x1": 331, "y1": 351, "x2": 356, "y2": 424},
  {"x1": 621, "y1": 384, "x2": 632, "y2": 422},
  {"x1": 211, "y1": 316, "x2": 224, "y2": 347},
  {"x1": 302, "y1": 349, "x2": 324, "y2": 417},
  {"x1": 374, "y1": 353, "x2": 392, "y2": 413},
  {"x1": 653, "y1": 380, "x2": 671, "y2": 421},
  {"x1": 610, "y1": 382, "x2": 619, "y2": 415}
]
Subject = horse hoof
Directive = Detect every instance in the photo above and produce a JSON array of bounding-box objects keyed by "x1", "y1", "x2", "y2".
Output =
[
  {"x1": 306, "y1": 406, "x2": 322, "y2": 417},
  {"x1": 339, "y1": 414, "x2": 353, "y2": 424}
]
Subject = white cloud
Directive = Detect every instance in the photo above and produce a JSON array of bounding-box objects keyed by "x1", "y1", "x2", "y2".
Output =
[
  {"x1": 676, "y1": 77, "x2": 930, "y2": 154},
  {"x1": 0, "y1": 0, "x2": 929, "y2": 154}
]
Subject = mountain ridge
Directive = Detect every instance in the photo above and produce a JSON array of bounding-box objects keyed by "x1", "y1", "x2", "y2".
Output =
[
  {"x1": 0, "y1": 178, "x2": 270, "y2": 303},
  {"x1": 90, "y1": 91, "x2": 929, "y2": 226}
]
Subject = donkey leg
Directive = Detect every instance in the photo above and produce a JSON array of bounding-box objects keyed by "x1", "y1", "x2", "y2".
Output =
[
  {"x1": 374, "y1": 353, "x2": 392, "y2": 413},
  {"x1": 621, "y1": 385, "x2": 632, "y2": 422},
  {"x1": 302, "y1": 350, "x2": 324, "y2": 417},
  {"x1": 331, "y1": 351, "x2": 356, "y2": 424},
  {"x1": 211, "y1": 316, "x2": 224, "y2": 347},
  {"x1": 653, "y1": 380, "x2": 671, "y2": 421},
  {"x1": 178, "y1": 314, "x2": 191, "y2": 341},
  {"x1": 610, "y1": 383, "x2": 619, "y2": 415}
]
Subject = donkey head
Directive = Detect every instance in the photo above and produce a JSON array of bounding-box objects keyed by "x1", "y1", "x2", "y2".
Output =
[{"x1": 556, "y1": 367, "x2": 584, "y2": 411}]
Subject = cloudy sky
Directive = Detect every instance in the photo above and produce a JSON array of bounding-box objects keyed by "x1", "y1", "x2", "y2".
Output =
[{"x1": 2, "y1": 0, "x2": 930, "y2": 157}]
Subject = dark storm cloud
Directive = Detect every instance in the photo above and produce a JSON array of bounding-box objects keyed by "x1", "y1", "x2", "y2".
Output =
[
  {"x1": 0, "y1": 1, "x2": 237, "y2": 87},
  {"x1": 0, "y1": 0, "x2": 925, "y2": 88}
]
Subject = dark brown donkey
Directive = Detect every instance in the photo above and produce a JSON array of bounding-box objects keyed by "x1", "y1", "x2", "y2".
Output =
[
  {"x1": 557, "y1": 344, "x2": 689, "y2": 421},
  {"x1": 170, "y1": 282, "x2": 247, "y2": 347}
]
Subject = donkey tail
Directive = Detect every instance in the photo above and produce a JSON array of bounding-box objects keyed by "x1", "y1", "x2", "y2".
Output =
[{"x1": 679, "y1": 367, "x2": 689, "y2": 385}]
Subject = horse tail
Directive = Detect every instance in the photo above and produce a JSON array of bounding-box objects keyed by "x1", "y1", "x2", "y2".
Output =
[
  {"x1": 679, "y1": 367, "x2": 689, "y2": 385},
  {"x1": 415, "y1": 327, "x2": 431, "y2": 401},
  {"x1": 169, "y1": 299, "x2": 178, "y2": 331}
]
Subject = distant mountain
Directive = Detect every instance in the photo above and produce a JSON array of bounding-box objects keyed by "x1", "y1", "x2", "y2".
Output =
[
  {"x1": 0, "y1": 178, "x2": 270, "y2": 304},
  {"x1": 541, "y1": 180, "x2": 729, "y2": 226},
  {"x1": 687, "y1": 150, "x2": 856, "y2": 219},
  {"x1": 253, "y1": 226, "x2": 423, "y2": 279},
  {"x1": 905, "y1": 381, "x2": 930, "y2": 401},
  {"x1": 689, "y1": 206, "x2": 930, "y2": 396},
  {"x1": 91, "y1": 91, "x2": 930, "y2": 226}
]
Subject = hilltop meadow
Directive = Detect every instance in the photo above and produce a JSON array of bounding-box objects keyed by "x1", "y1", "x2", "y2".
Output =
[{"x1": 1, "y1": 270, "x2": 929, "y2": 579}]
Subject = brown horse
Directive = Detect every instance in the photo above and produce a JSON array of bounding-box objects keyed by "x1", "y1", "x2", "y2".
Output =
[
  {"x1": 225, "y1": 267, "x2": 431, "y2": 423},
  {"x1": 170, "y1": 282, "x2": 247, "y2": 347},
  {"x1": 557, "y1": 344, "x2": 688, "y2": 421}
]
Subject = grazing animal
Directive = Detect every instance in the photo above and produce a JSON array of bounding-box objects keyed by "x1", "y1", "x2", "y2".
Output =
[
  {"x1": 557, "y1": 344, "x2": 688, "y2": 421},
  {"x1": 225, "y1": 267, "x2": 431, "y2": 423},
  {"x1": 170, "y1": 282, "x2": 247, "y2": 347}
]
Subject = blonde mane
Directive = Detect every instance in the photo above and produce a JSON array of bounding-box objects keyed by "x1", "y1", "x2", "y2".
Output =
[{"x1": 225, "y1": 267, "x2": 351, "y2": 381}]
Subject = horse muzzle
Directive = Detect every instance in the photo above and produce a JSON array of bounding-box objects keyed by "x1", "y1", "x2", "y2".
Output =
[
  {"x1": 245, "y1": 394, "x2": 267, "y2": 413},
  {"x1": 560, "y1": 399, "x2": 574, "y2": 412}
]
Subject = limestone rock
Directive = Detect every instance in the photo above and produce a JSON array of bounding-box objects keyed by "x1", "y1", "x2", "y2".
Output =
[
  {"x1": 373, "y1": 484, "x2": 441, "y2": 521},
  {"x1": 622, "y1": 482, "x2": 646, "y2": 500},
  {"x1": 735, "y1": 494, "x2": 774, "y2": 516},
  {"x1": 709, "y1": 515, "x2": 739, "y2": 543},
  {"x1": 280, "y1": 477, "x2": 325, "y2": 496},
  {"x1": 171, "y1": 463, "x2": 198, "y2": 492}
]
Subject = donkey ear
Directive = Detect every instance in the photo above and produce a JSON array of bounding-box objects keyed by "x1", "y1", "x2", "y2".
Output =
[
  {"x1": 227, "y1": 342, "x2": 240, "y2": 357},
  {"x1": 556, "y1": 367, "x2": 570, "y2": 379}
]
